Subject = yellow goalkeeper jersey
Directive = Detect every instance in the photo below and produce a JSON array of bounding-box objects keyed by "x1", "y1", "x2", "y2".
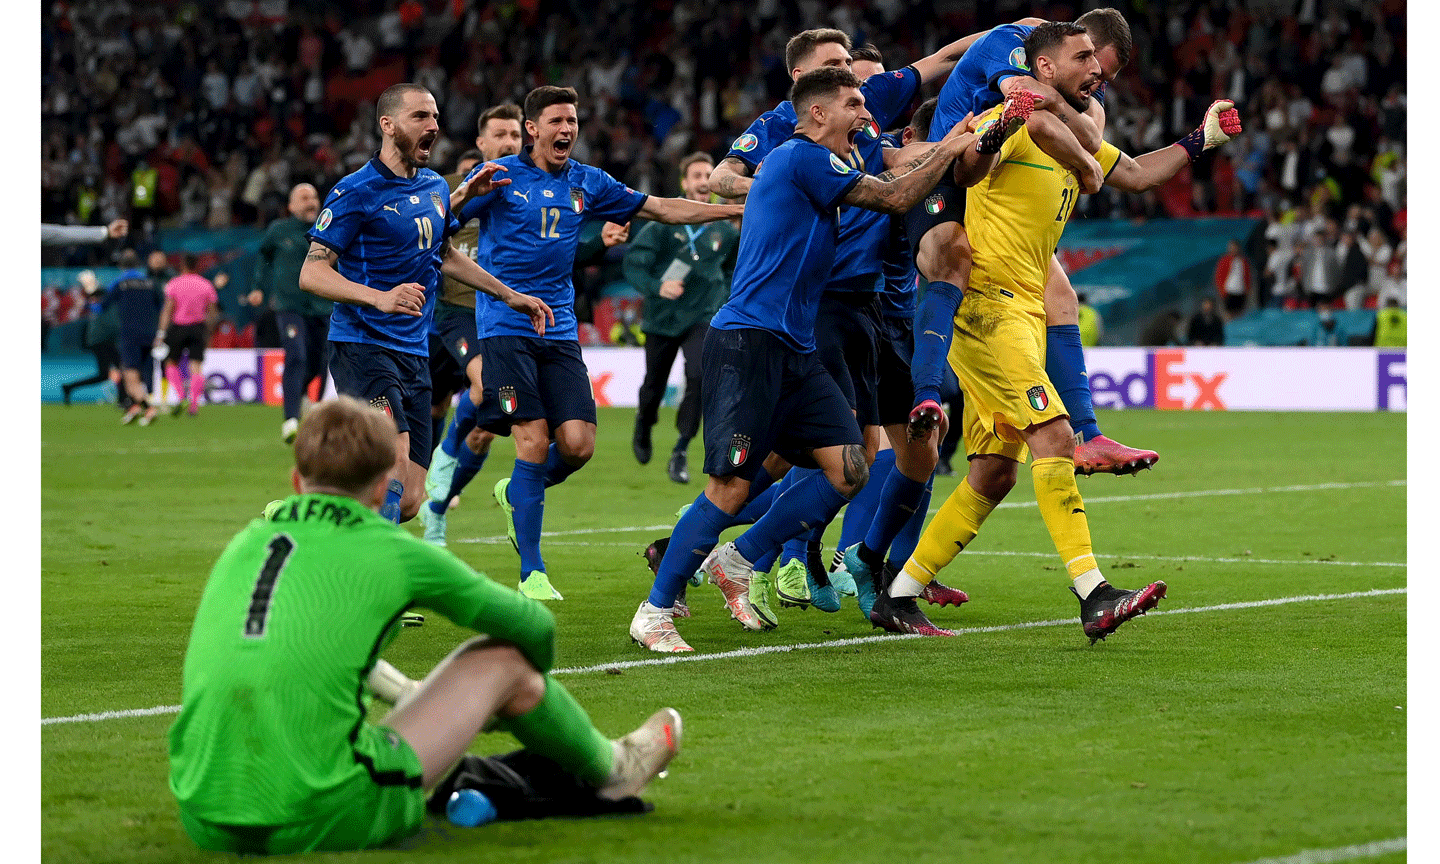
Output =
[{"x1": 964, "y1": 105, "x2": 1123, "y2": 315}]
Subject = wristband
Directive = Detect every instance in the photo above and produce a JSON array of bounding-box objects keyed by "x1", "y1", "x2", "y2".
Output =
[{"x1": 1173, "y1": 127, "x2": 1205, "y2": 162}]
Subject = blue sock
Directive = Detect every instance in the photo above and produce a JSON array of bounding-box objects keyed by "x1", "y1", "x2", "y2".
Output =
[
  {"x1": 752, "y1": 545, "x2": 781, "y2": 574},
  {"x1": 864, "y1": 460, "x2": 927, "y2": 560},
  {"x1": 509, "y1": 459, "x2": 548, "y2": 576},
  {"x1": 912, "y1": 281, "x2": 964, "y2": 405},
  {"x1": 648, "y1": 493, "x2": 730, "y2": 608},
  {"x1": 779, "y1": 536, "x2": 808, "y2": 567},
  {"x1": 380, "y1": 479, "x2": 404, "y2": 524},
  {"x1": 430, "y1": 413, "x2": 447, "y2": 458},
  {"x1": 887, "y1": 474, "x2": 934, "y2": 567},
  {"x1": 770, "y1": 468, "x2": 822, "y2": 563},
  {"x1": 734, "y1": 472, "x2": 849, "y2": 564},
  {"x1": 735, "y1": 468, "x2": 796, "y2": 525},
  {"x1": 442, "y1": 396, "x2": 479, "y2": 458},
  {"x1": 542, "y1": 443, "x2": 582, "y2": 488},
  {"x1": 839, "y1": 448, "x2": 893, "y2": 552},
  {"x1": 1046, "y1": 324, "x2": 1100, "y2": 442},
  {"x1": 445, "y1": 441, "x2": 489, "y2": 502}
]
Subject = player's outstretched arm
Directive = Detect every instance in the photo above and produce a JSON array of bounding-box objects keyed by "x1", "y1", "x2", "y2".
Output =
[
  {"x1": 845, "y1": 121, "x2": 974, "y2": 215},
  {"x1": 298, "y1": 242, "x2": 426, "y2": 316},
  {"x1": 708, "y1": 157, "x2": 754, "y2": 199},
  {"x1": 637, "y1": 195, "x2": 744, "y2": 225},
  {"x1": 439, "y1": 240, "x2": 555, "y2": 335},
  {"x1": 450, "y1": 162, "x2": 511, "y2": 211},
  {"x1": 1106, "y1": 100, "x2": 1241, "y2": 193}
]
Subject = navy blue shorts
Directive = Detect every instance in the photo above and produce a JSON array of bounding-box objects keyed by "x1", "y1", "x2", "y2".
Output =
[
  {"x1": 876, "y1": 315, "x2": 916, "y2": 427},
  {"x1": 814, "y1": 292, "x2": 882, "y2": 428},
  {"x1": 434, "y1": 305, "x2": 479, "y2": 370},
  {"x1": 471, "y1": 335, "x2": 596, "y2": 436},
  {"x1": 701, "y1": 327, "x2": 863, "y2": 481},
  {"x1": 904, "y1": 173, "x2": 967, "y2": 263},
  {"x1": 427, "y1": 332, "x2": 468, "y2": 405},
  {"x1": 118, "y1": 336, "x2": 150, "y2": 371},
  {"x1": 328, "y1": 340, "x2": 433, "y2": 468}
]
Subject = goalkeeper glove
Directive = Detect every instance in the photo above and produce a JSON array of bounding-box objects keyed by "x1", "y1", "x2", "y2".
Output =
[{"x1": 1173, "y1": 99, "x2": 1242, "y2": 161}]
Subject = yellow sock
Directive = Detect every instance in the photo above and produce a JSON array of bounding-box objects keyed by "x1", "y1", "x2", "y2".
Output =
[
  {"x1": 902, "y1": 478, "x2": 1000, "y2": 585},
  {"x1": 1030, "y1": 456, "x2": 1099, "y2": 580}
]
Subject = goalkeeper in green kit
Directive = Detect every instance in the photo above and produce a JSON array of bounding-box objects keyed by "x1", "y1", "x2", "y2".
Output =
[{"x1": 168, "y1": 396, "x2": 682, "y2": 854}]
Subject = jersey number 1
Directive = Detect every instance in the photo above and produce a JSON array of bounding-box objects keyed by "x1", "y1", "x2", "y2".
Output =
[{"x1": 244, "y1": 535, "x2": 295, "y2": 638}]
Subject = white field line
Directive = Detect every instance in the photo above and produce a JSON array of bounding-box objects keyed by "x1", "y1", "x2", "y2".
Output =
[
  {"x1": 454, "y1": 479, "x2": 1406, "y2": 545},
  {"x1": 1233, "y1": 837, "x2": 1405, "y2": 864},
  {"x1": 40, "y1": 587, "x2": 1405, "y2": 727}
]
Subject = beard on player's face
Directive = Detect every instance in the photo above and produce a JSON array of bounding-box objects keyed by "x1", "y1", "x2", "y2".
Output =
[{"x1": 393, "y1": 125, "x2": 437, "y2": 168}]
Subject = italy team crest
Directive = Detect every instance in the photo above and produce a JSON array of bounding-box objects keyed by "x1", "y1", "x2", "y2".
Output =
[
  {"x1": 728, "y1": 434, "x2": 751, "y2": 466},
  {"x1": 431, "y1": 192, "x2": 445, "y2": 217},
  {"x1": 369, "y1": 395, "x2": 393, "y2": 418},
  {"x1": 457, "y1": 338, "x2": 468, "y2": 357},
  {"x1": 1027, "y1": 386, "x2": 1049, "y2": 411},
  {"x1": 499, "y1": 387, "x2": 518, "y2": 414},
  {"x1": 863, "y1": 119, "x2": 880, "y2": 139},
  {"x1": 570, "y1": 188, "x2": 585, "y2": 214},
  {"x1": 924, "y1": 193, "x2": 945, "y2": 215}
]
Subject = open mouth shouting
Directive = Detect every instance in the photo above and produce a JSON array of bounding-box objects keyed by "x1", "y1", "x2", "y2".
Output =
[
  {"x1": 415, "y1": 131, "x2": 437, "y2": 163},
  {"x1": 846, "y1": 126, "x2": 861, "y2": 148},
  {"x1": 552, "y1": 136, "x2": 574, "y2": 160}
]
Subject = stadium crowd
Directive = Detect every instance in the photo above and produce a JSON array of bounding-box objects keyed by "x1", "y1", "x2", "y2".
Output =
[{"x1": 43, "y1": 0, "x2": 1405, "y2": 244}]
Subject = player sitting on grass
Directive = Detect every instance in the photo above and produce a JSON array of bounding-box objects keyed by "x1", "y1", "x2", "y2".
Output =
[{"x1": 169, "y1": 396, "x2": 681, "y2": 854}]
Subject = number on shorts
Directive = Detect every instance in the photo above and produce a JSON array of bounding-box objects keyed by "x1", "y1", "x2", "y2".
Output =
[{"x1": 244, "y1": 535, "x2": 295, "y2": 638}]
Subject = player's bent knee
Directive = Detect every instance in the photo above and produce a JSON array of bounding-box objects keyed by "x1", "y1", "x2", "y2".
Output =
[{"x1": 968, "y1": 456, "x2": 1018, "y2": 500}]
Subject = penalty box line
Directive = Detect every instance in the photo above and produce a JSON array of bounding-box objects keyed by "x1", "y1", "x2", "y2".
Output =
[{"x1": 40, "y1": 587, "x2": 1406, "y2": 727}]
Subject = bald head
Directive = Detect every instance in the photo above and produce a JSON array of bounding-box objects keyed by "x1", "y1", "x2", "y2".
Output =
[{"x1": 289, "y1": 183, "x2": 320, "y2": 223}]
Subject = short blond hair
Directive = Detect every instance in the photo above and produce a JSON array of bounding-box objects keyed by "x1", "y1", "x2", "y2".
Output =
[{"x1": 294, "y1": 397, "x2": 397, "y2": 496}]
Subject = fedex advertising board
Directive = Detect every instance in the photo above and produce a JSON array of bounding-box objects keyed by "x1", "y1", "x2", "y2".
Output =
[{"x1": 178, "y1": 347, "x2": 1403, "y2": 412}]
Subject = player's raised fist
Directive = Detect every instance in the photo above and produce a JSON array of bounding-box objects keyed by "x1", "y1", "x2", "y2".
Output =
[
  {"x1": 1202, "y1": 100, "x2": 1242, "y2": 150},
  {"x1": 378, "y1": 282, "x2": 427, "y2": 317}
]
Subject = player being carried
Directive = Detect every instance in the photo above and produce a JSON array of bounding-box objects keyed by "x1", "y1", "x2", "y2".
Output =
[
  {"x1": 630, "y1": 66, "x2": 1027, "y2": 653},
  {"x1": 906, "y1": 7, "x2": 1160, "y2": 476},
  {"x1": 877, "y1": 22, "x2": 1241, "y2": 639},
  {"x1": 169, "y1": 397, "x2": 681, "y2": 854},
  {"x1": 300, "y1": 83, "x2": 552, "y2": 531},
  {"x1": 450, "y1": 85, "x2": 742, "y2": 602}
]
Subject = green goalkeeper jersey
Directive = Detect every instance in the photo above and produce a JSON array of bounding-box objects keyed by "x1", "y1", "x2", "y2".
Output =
[{"x1": 168, "y1": 493, "x2": 557, "y2": 825}]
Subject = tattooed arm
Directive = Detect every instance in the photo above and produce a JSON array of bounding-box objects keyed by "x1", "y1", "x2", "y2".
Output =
[
  {"x1": 708, "y1": 156, "x2": 754, "y2": 199},
  {"x1": 297, "y1": 242, "x2": 426, "y2": 316},
  {"x1": 842, "y1": 122, "x2": 976, "y2": 215}
]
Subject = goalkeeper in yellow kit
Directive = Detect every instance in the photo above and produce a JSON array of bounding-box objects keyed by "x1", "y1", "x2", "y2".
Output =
[{"x1": 873, "y1": 21, "x2": 1242, "y2": 641}]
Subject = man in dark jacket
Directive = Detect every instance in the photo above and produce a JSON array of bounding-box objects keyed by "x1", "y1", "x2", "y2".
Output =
[
  {"x1": 111, "y1": 249, "x2": 165, "y2": 425},
  {"x1": 622, "y1": 152, "x2": 739, "y2": 483}
]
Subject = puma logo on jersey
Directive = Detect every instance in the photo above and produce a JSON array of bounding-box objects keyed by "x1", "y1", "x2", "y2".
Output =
[
  {"x1": 382, "y1": 204, "x2": 400, "y2": 215},
  {"x1": 513, "y1": 189, "x2": 531, "y2": 202},
  {"x1": 923, "y1": 330, "x2": 945, "y2": 339}
]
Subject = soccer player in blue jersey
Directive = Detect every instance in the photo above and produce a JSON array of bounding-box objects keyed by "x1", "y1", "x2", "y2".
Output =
[
  {"x1": 453, "y1": 85, "x2": 742, "y2": 602},
  {"x1": 704, "y1": 27, "x2": 1010, "y2": 616},
  {"x1": 629, "y1": 67, "x2": 1012, "y2": 653},
  {"x1": 906, "y1": 8, "x2": 1161, "y2": 477},
  {"x1": 299, "y1": 83, "x2": 553, "y2": 530}
]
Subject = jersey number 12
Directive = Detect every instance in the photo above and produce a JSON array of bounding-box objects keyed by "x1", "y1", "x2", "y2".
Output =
[
  {"x1": 244, "y1": 535, "x2": 295, "y2": 638},
  {"x1": 539, "y1": 207, "x2": 562, "y2": 238}
]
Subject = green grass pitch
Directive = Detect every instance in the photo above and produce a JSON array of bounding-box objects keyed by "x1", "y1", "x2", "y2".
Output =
[{"x1": 41, "y1": 405, "x2": 1405, "y2": 863}]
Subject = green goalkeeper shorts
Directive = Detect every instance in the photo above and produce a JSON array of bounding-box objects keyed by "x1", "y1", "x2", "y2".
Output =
[{"x1": 177, "y1": 725, "x2": 427, "y2": 854}]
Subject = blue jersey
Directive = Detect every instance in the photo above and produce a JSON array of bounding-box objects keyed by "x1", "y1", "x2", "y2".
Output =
[
  {"x1": 307, "y1": 156, "x2": 462, "y2": 356},
  {"x1": 711, "y1": 135, "x2": 862, "y2": 353},
  {"x1": 459, "y1": 149, "x2": 648, "y2": 341},
  {"x1": 106, "y1": 268, "x2": 163, "y2": 339},
  {"x1": 878, "y1": 132, "x2": 918, "y2": 320},
  {"x1": 934, "y1": 23, "x2": 1107, "y2": 137},
  {"x1": 726, "y1": 67, "x2": 921, "y2": 293}
]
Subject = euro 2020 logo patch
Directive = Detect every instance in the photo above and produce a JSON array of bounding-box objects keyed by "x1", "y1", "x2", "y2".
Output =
[
  {"x1": 727, "y1": 434, "x2": 751, "y2": 466},
  {"x1": 315, "y1": 208, "x2": 332, "y2": 231},
  {"x1": 1027, "y1": 386, "x2": 1049, "y2": 411},
  {"x1": 829, "y1": 153, "x2": 851, "y2": 174},
  {"x1": 1009, "y1": 46, "x2": 1029, "y2": 71},
  {"x1": 499, "y1": 387, "x2": 518, "y2": 414},
  {"x1": 734, "y1": 133, "x2": 758, "y2": 152}
]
